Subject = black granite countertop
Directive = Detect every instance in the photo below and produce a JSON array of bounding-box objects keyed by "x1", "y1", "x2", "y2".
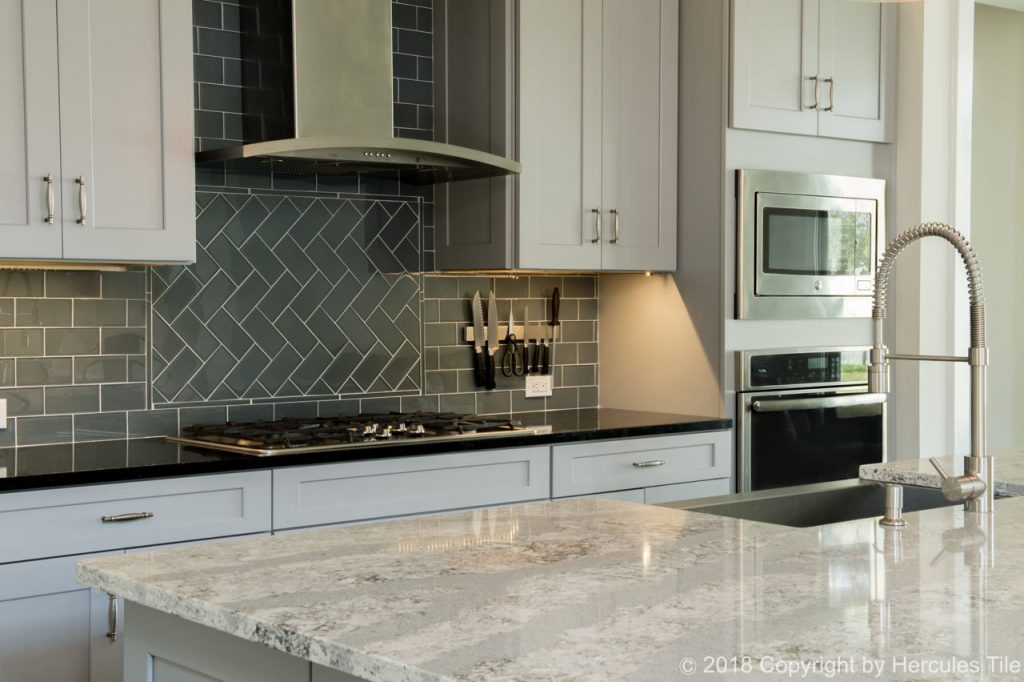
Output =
[{"x1": 0, "y1": 408, "x2": 731, "y2": 493}]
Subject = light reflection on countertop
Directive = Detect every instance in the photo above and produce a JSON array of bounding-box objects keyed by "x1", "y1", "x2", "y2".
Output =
[{"x1": 77, "y1": 493, "x2": 1024, "y2": 681}]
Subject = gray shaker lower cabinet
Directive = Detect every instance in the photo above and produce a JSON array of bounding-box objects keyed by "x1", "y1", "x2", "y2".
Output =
[
  {"x1": 551, "y1": 431, "x2": 733, "y2": 501},
  {"x1": 272, "y1": 446, "x2": 551, "y2": 530},
  {"x1": 0, "y1": 471, "x2": 272, "y2": 682}
]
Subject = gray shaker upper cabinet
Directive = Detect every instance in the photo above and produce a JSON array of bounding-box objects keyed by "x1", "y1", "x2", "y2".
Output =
[
  {"x1": 731, "y1": 0, "x2": 897, "y2": 143},
  {"x1": 435, "y1": 0, "x2": 678, "y2": 272},
  {"x1": 0, "y1": 0, "x2": 195, "y2": 265}
]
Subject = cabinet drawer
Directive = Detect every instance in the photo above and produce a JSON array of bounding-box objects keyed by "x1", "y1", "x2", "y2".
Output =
[
  {"x1": 0, "y1": 472, "x2": 272, "y2": 564},
  {"x1": 273, "y1": 447, "x2": 550, "y2": 530},
  {"x1": 552, "y1": 431, "x2": 731, "y2": 498}
]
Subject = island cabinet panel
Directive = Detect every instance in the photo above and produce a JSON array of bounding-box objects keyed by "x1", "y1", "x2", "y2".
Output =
[
  {"x1": 644, "y1": 478, "x2": 732, "y2": 504},
  {"x1": 551, "y1": 431, "x2": 731, "y2": 498},
  {"x1": 0, "y1": 471, "x2": 272, "y2": 564},
  {"x1": 272, "y1": 447, "x2": 551, "y2": 530},
  {"x1": 0, "y1": 552, "x2": 121, "y2": 682}
]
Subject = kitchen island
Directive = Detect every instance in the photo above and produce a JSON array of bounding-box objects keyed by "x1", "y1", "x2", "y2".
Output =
[{"x1": 78, "y1": 460, "x2": 1024, "y2": 682}]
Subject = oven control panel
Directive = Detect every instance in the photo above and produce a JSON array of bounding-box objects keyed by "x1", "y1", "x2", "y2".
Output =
[{"x1": 741, "y1": 347, "x2": 870, "y2": 391}]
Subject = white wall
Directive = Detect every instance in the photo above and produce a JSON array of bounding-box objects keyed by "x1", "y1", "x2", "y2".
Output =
[{"x1": 971, "y1": 3, "x2": 1024, "y2": 452}]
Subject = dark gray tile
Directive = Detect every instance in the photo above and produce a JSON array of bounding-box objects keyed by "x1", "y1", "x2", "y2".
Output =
[
  {"x1": 559, "y1": 321, "x2": 594, "y2": 343},
  {"x1": 438, "y1": 299, "x2": 470, "y2": 322},
  {"x1": 102, "y1": 271, "x2": 147, "y2": 299},
  {"x1": 495, "y1": 277, "x2": 529, "y2": 298},
  {"x1": 423, "y1": 276, "x2": 457, "y2": 299},
  {"x1": 196, "y1": 27, "x2": 240, "y2": 58},
  {"x1": 317, "y1": 399, "x2": 360, "y2": 417},
  {"x1": 194, "y1": 56, "x2": 223, "y2": 85},
  {"x1": 101, "y1": 328, "x2": 146, "y2": 354},
  {"x1": 16, "y1": 358, "x2": 72, "y2": 386},
  {"x1": 359, "y1": 396, "x2": 401, "y2": 413},
  {"x1": 17, "y1": 413, "x2": 73, "y2": 446},
  {"x1": 73, "y1": 356, "x2": 127, "y2": 384},
  {"x1": 511, "y1": 390, "x2": 542, "y2": 413},
  {"x1": 15, "y1": 299, "x2": 71, "y2": 327},
  {"x1": 128, "y1": 355, "x2": 147, "y2": 382},
  {"x1": 273, "y1": 401, "x2": 318, "y2": 419},
  {"x1": 422, "y1": 300, "x2": 439, "y2": 323},
  {"x1": 198, "y1": 83, "x2": 242, "y2": 113},
  {"x1": 401, "y1": 394, "x2": 438, "y2": 412},
  {"x1": 547, "y1": 387, "x2": 578, "y2": 411},
  {"x1": 563, "y1": 277, "x2": 597, "y2": 299},
  {"x1": 74, "y1": 440, "x2": 128, "y2": 470},
  {"x1": 529, "y1": 276, "x2": 562, "y2": 299},
  {"x1": 46, "y1": 271, "x2": 101, "y2": 297},
  {"x1": 422, "y1": 347, "x2": 438, "y2": 371},
  {"x1": 437, "y1": 345, "x2": 471, "y2": 371},
  {"x1": 396, "y1": 29, "x2": 432, "y2": 58},
  {"x1": 1, "y1": 329, "x2": 43, "y2": 356},
  {"x1": 423, "y1": 323, "x2": 456, "y2": 347},
  {"x1": 0, "y1": 358, "x2": 14, "y2": 386},
  {"x1": 0, "y1": 271, "x2": 43, "y2": 297},
  {"x1": 424, "y1": 370, "x2": 458, "y2": 394},
  {"x1": 74, "y1": 300, "x2": 126, "y2": 326},
  {"x1": 439, "y1": 392, "x2": 476, "y2": 413},
  {"x1": 179, "y1": 406, "x2": 228, "y2": 430},
  {"x1": 45, "y1": 385, "x2": 99, "y2": 414},
  {"x1": 0, "y1": 298, "x2": 13, "y2": 327},
  {"x1": 193, "y1": 0, "x2": 221, "y2": 29},
  {"x1": 562, "y1": 365, "x2": 596, "y2": 387},
  {"x1": 578, "y1": 299, "x2": 598, "y2": 320},
  {"x1": 101, "y1": 384, "x2": 146, "y2": 412},
  {"x1": 552, "y1": 343, "x2": 578, "y2": 366},
  {"x1": 128, "y1": 409, "x2": 179, "y2": 438},
  {"x1": 0, "y1": 387, "x2": 44, "y2": 416},
  {"x1": 74, "y1": 412, "x2": 127, "y2": 441},
  {"x1": 227, "y1": 404, "x2": 274, "y2": 422},
  {"x1": 46, "y1": 328, "x2": 99, "y2": 355},
  {"x1": 579, "y1": 386, "x2": 599, "y2": 408},
  {"x1": 127, "y1": 301, "x2": 147, "y2": 326},
  {"x1": 578, "y1": 342, "x2": 598, "y2": 364},
  {"x1": 0, "y1": 421, "x2": 15, "y2": 448},
  {"x1": 476, "y1": 390, "x2": 511, "y2": 415}
]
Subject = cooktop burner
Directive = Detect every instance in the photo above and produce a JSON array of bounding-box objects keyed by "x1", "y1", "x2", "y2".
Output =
[{"x1": 167, "y1": 412, "x2": 547, "y2": 457}]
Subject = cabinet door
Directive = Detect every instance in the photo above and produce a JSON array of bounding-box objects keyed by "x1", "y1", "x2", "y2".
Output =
[
  {"x1": 90, "y1": 589, "x2": 124, "y2": 682},
  {"x1": 56, "y1": 0, "x2": 195, "y2": 264},
  {"x1": 0, "y1": 0, "x2": 63, "y2": 259},
  {"x1": 817, "y1": 0, "x2": 897, "y2": 142},
  {"x1": 731, "y1": 0, "x2": 819, "y2": 136},
  {"x1": 599, "y1": 0, "x2": 678, "y2": 271},
  {"x1": 516, "y1": 0, "x2": 602, "y2": 270},
  {"x1": 0, "y1": 554, "x2": 121, "y2": 682}
]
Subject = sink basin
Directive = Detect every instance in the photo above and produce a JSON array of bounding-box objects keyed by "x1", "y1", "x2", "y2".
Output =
[{"x1": 658, "y1": 480, "x2": 959, "y2": 528}]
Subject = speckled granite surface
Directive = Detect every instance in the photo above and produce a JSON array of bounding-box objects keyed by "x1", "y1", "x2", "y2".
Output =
[
  {"x1": 860, "y1": 448, "x2": 1024, "y2": 497},
  {"x1": 78, "y1": 494, "x2": 1024, "y2": 681}
]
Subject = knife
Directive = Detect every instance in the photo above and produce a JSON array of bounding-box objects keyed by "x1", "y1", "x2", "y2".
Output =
[
  {"x1": 546, "y1": 287, "x2": 560, "y2": 375},
  {"x1": 523, "y1": 303, "x2": 531, "y2": 375},
  {"x1": 471, "y1": 291, "x2": 486, "y2": 387},
  {"x1": 486, "y1": 290, "x2": 499, "y2": 390}
]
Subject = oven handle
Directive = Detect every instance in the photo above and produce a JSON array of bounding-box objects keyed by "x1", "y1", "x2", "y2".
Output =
[{"x1": 751, "y1": 393, "x2": 887, "y2": 413}]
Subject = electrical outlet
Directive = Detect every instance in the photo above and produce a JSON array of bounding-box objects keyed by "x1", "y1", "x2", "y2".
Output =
[
  {"x1": 0, "y1": 398, "x2": 7, "y2": 431},
  {"x1": 525, "y1": 374, "x2": 553, "y2": 398}
]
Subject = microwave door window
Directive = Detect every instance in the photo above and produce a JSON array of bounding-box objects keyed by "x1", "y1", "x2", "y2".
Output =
[{"x1": 763, "y1": 208, "x2": 873, "y2": 277}]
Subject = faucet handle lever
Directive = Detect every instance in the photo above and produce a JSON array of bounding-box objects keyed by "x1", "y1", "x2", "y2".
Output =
[{"x1": 929, "y1": 457, "x2": 986, "y2": 503}]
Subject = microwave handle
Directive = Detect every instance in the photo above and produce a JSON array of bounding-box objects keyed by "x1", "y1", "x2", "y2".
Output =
[{"x1": 751, "y1": 393, "x2": 887, "y2": 413}]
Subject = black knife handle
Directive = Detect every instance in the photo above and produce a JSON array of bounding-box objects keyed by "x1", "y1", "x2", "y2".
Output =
[
  {"x1": 529, "y1": 342, "x2": 540, "y2": 374},
  {"x1": 473, "y1": 348, "x2": 486, "y2": 387},
  {"x1": 550, "y1": 287, "x2": 561, "y2": 326},
  {"x1": 540, "y1": 343, "x2": 550, "y2": 375},
  {"x1": 485, "y1": 351, "x2": 497, "y2": 390}
]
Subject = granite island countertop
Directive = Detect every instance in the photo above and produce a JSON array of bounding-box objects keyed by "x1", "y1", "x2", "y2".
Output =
[
  {"x1": 860, "y1": 448, "x2": 1024, "y2": 497},
  {"x1": 78, "y1": 477, "x2": 1024, "y2": 681}
]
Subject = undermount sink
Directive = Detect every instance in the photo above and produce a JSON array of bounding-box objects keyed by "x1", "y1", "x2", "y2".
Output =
[{"x1": 658, "y1": 480, "x2": 961, "y2": 528}]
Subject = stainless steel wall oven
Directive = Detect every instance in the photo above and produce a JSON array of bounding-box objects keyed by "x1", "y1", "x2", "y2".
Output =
[
  {"x1": 736, "y1": 169, "x2": 886, "y2": 319},
  {"x1": 737, "y1": 347, "x2": 886, "y2": 493}
]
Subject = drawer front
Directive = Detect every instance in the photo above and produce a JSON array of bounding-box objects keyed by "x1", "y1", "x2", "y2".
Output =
[
  {"x1": 273, "y1": 447, "x2": 550, "y2": 530},
  {"x1": 552, "y1": 431, "x2": 732, "y2": 497},
  {"x1": 0, "y1": 471, "x2": 272, "y2": 564}
]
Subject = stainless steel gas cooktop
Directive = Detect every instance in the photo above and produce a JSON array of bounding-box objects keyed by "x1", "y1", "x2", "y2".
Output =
[{"x1": 167, "y1": 412, "x2": 549, "y2": 457}]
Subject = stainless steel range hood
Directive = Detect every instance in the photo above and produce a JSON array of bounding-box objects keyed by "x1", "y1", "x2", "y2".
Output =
[{"x1": 194, "y1": 0, "x2": 520, "y2": 184}]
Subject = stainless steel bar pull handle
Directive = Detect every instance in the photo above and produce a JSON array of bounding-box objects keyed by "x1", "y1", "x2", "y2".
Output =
[
  {"x1": 590, "y1": 208, "x2": 602, "y2": 243},
  {"x1": 75, "y1": 176, "x2": 87, "y2": 226},
  {"x1": 609, "y1": 209, "x2": 620, "y2": 244},
  {"x1": 808, "y1": 75, "x2": 820, "y2": 110},
  {"x1": 633, "y1": 459, "x2": 665, "y2": 468},
  {"x1": 101, "y1": 511, "x2": 154, "y2": 523},
  {"x1": 106, "y1": 593, "x2": 119, "y2": 642},
  {"x1": 823, "y1": 77, "x2": 835, "y2": 112},
  {"x1": 43, "y1": 174, "x2": 55, "y2": 224},
  {"x1": 751, "y1": 393, "x2": 886, "y2": 413}
]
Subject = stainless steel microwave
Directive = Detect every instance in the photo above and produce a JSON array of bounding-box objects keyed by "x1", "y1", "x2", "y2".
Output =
[{"x1": 736, "y1": 169, "x2": 886, "y2": 319}]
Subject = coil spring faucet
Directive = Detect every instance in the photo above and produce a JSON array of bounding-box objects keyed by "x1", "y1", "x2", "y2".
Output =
[{"x1": 869, "y1": 223, "x2": 993, "y2": 513}]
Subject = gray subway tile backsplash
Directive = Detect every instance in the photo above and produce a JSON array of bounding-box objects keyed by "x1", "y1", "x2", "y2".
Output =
[{"x1": 0, "y1": 0, "x2": 598, "y2": 451}]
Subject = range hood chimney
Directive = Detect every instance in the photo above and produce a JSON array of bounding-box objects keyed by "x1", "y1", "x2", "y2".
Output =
[{"x1": 195, "y1": 0, "x2": 520, "y2": 184}]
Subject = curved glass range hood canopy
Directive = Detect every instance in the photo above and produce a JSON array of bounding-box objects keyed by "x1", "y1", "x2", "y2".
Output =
[{"x1": 194, "y1": 0, "x2": 520, "y2": 184}]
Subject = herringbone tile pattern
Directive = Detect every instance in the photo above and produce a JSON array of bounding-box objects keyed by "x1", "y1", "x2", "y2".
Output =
[{"x1": 152, "y1": 191, "x2": 423, "y2": 405}]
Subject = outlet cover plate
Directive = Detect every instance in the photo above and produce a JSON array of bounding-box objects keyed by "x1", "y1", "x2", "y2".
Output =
[{"x1": 525, "y1": 374, "x2": 553, "y2": 398}]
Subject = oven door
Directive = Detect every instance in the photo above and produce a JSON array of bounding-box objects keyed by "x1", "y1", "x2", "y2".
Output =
[
  {"x1": 737, "y1": 387, "x2": 886, "y2": 493},
  {"x1": 754, "y1": 192, "x2": 877, "y2": 298}
]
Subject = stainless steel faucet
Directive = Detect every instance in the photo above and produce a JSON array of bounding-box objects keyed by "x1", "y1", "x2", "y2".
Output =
[{"x1": 869, "y1": 223, "x2": 993, "y2": 513}]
